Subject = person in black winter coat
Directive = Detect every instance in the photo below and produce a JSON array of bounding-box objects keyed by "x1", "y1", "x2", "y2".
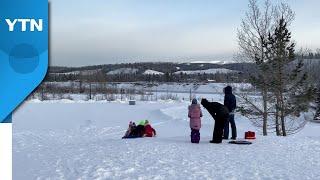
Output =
[
  {"x1": 201, "y1": 98, "x2": 229, "y2": 143},
  {"x1": 223, "y1": 86, "x2": 237, "y2": 140}
]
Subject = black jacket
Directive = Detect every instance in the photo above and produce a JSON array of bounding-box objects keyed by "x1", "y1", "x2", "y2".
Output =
[
  {"x1": 224, "y1": 86, "x2": 236, "y2": 112},
  {"x1": 201, "y1": 99, "x2": 229, "y2": 120}
]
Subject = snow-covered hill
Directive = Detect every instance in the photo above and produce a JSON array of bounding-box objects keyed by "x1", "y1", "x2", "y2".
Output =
[
  {"x1": 107, "y1": 68, "x2": 139, "y2": 75},
  {"x1": 174, "y1": 68, "x2": 238, "y2": 74},
  {"x1": 189, "y1": 60, "x2": 236, "y2": 64},
  {"x1": 13, "y1": 100, "x2": 320, "y2": 180},
  {"x1": 51, "y1": 69, "x2": 102, "y2": 75},
  {"x1": 143, "y1": 69, "x2": 164, "y2": 75}
]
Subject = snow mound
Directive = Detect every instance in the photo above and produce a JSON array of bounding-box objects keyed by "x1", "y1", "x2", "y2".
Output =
[{"x1": 143, "y1": 69, "x2": 164, "y2": 75}]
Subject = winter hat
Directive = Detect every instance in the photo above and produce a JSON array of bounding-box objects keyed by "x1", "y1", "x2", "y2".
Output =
[
  {"x1": 224, "y1": 86, "x2": 233, "y2": 94},
  {"x1": 138, "y1": 120, "x2": 147, "y2": 126},
  {"x1": 192, "y1": 98, "x2": 198, "y2": 104}
]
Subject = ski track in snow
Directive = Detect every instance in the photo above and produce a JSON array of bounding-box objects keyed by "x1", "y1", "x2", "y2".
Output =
[{"x1": 13, "y1": 101, "x2": 320, "y2": 180}]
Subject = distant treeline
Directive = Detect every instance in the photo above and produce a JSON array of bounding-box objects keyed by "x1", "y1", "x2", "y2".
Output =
[
  {"x1": 44, "y1": 60, "x2": 320, "y2": 84},
  {"x1": 45, "y1": 62, "x2": 255, "y2": 83},
  {"x1": 45, "y1": 71, "x2": 249, "y2": 83},
  {"x1": 300, "y1": 49, "x2": 320, "y2": 59},
  {"x1": 48, "y1": 62, "x2": 253, "y2": 74}
]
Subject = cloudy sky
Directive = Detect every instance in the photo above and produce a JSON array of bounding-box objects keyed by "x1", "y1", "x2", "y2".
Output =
[{"x1": 50, "y1": 0, "x2": 320, "y2": 66}]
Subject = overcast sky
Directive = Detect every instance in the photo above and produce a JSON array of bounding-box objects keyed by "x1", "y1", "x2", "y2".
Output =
[{"x1": 50, "y1": 0, "x2": 320, "y2": 66}]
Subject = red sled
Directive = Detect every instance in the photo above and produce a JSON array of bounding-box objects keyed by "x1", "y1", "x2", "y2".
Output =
[{"x1": 245, "y1": 131, "x2": 256, "y2": 139}]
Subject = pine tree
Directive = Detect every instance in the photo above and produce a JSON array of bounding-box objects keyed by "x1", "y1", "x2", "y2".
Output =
[
  {"x1": 265, "y1": 17, "x2": 311, "y2": 135},
  {"x1": 314, "y1": 86, "x2": 320, "y2": 121}
]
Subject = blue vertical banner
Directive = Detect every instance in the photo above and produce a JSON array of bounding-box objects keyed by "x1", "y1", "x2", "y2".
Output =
[
  {"x1": 3, "y1": 114, "x2": 12, "y2": 123},
  {"x1": 0, "y1": 0, "x2": 48, "y2": 122}
]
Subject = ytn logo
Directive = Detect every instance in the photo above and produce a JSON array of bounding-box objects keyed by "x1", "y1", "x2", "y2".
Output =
[{"x1": 5, "y1": 19, "x2": 43, "y2": 32}]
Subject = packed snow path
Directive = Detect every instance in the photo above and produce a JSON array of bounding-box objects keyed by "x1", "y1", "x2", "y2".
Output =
[{"x1": 13, "y1": 101, "x2": 320, "y2": 180}]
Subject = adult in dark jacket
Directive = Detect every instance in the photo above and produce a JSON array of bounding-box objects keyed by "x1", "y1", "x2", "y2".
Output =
[
  {"x1": 201, "y1": 98, "x2": 229, "y2": 143},
  {"x1": 223, "y1": 86, "x2": 237, "y2": 140}
]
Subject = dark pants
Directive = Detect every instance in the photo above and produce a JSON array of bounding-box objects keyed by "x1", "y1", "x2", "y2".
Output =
[
  {"x1": 223, "y1": 114, "x2": 237, "y2": 139},
  {"x1": 211, "y1": 120, "x2": 224, "y2": 143},
  {"x1": 191, "y1": 128, "x2": 200, "y2": 143}
]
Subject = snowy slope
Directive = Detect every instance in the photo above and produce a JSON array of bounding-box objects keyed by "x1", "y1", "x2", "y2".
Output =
[
  {"x1": 13, "y1": 100, "x2": 320, "y2": 180},
  {"x1": 174, "y1": 68, "x2": 237, "y2": 74},
  {"x1": 189, "y1": 60, "x2": 236, "y2": 64},
  {"x1": 143, "y1": 69, "x2": 164, "y2": 75},
  {"x1": 51, "y1": 69, "x2": 102, "y2": 76},
  {"x1": 107, "y1": 68, "x2": 139, "y2": 75}
]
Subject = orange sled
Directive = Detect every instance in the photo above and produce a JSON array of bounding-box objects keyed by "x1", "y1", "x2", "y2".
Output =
[{"x1": 245, "y1": 131, "x2": 256, "y2": 139}]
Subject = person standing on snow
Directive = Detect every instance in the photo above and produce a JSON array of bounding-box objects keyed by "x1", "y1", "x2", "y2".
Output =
[
  {"x1": 201, "y1": 98, "x2": 229, "y2": 143},
  {"x1": 188, "y1": 98, "x2": 202, "y2": 143},
  {"x1": 223, "y1": 86, "x2": 237, "y2": 140}
]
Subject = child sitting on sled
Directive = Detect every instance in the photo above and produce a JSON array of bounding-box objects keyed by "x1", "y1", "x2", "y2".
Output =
[
  {"x1": 122, "y1": 120, "x2": 156, "y2": 138},
  {"x1": 143, "y1": 120, "x2": 157, "y2": 137},
  {"x1": 122, "y1": 121, "x2": 136, "y2": 138},
  {"x1": 188, "y1": 98, "x2": 202, "y2": 143}
]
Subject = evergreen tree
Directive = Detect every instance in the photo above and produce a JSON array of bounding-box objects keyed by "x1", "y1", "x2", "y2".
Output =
[
  {"x1": 314, "y1": 86, "x2": 320, "y2": 121},
  {"x1": 265, "y1": 17, "x2": 312, "y2": 135}
]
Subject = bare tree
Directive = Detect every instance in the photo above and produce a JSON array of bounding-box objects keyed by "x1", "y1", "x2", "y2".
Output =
[
  {"x1": 237, "y1": 0, "x2": 295, "y2": 135},
  {"x1": 238, "y1": 0, "x2": 274, "y2": 135}
]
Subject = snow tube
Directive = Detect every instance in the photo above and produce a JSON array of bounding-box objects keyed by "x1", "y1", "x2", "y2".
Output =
[
  {"x1": 122, "y1": 135, "x2": 143, "y2": 139},
  {"x1": 229, "y1": 140, "x2": 252, "y2": 145}
]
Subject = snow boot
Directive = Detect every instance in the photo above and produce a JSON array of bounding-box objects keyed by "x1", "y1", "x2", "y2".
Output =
[
  {"x1": 210, "y1": 140, "x2": 222, "y2": 144},
  {"x1": 191, "y1": 129, "x2": 200, "y2": 143}
]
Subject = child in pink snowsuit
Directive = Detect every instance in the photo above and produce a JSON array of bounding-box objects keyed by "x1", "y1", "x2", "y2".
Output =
[{"x1": 188, "y1": 98, "x2": 202, "y2": 143}]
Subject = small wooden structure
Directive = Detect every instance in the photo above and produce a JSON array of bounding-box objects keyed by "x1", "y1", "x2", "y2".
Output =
[{"x1": 129, "y1": 100, "x2": 136, "y2": 105}]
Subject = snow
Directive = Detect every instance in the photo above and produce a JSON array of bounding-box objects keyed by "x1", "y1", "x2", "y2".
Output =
[
  {"x1": 189, "y1": 60, "x2": 236, "y2": 64},
  {"x1": 51, "y1": 69, "x2": 102, "y2": 76},
  {"x1": 174, "y1": 68, "x2": 237, "y2": 74},
  {"x1": 13, "y1": 99, "x2": 320, "y2": 180},
  {"x1": 143, "y1": 70, "x2": 164, "y2": 75},
  {"x1": 107, "y1": 68, "x2": 139, "y2": 75},
  {"x1": 50, "y1": 71, "x2": 79, "y2": 75},
  {"x1": 44, "y1": 82, "x2": 253, "y2": 96}
]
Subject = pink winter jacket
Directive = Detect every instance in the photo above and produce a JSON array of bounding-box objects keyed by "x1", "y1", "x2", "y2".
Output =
[{"x1": 188, "y1": 104, "x2": 202, "y2": 130}]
